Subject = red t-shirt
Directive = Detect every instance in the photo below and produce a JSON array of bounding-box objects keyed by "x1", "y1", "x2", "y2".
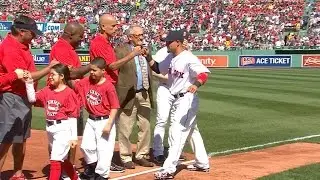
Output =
[
  {"x1": 35, "y1": 86, "x2": 79, "y2": 120},
  {"x1": 49, "y1": 38, "x2": 81, "y2": 68},
  {"x1": 74, "y1": 77, "x2": 120, "y2": 116},
  {"x1": 48, "y1": 38, "x2": 82, "y2": 85},
  {"x1": 89, "y1": 34, "x2": 118, "y2": 85},
  {"x1": 0, "y1": 34, "x2": 37, "y2": 96},
  {"x1": 0, "y1": 71, "x2": 18, "y2": 89}
]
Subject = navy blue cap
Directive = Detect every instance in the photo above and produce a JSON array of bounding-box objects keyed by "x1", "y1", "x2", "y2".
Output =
[{"x1": 165, "y1": 29, "x2": 189, "y2": 42}]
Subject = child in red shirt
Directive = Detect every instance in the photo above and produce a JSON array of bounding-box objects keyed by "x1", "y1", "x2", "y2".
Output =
[
  {"x1": 25, "y1": 64, "x2": 80, "y2": 180},
  {"x1": 75, "y1": 58, "x2": 120, "y2": 180}
]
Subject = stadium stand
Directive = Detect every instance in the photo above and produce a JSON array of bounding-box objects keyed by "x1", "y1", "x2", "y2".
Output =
[{"x1": 0, "y1": 0, "x2": 319, "y2": 51}]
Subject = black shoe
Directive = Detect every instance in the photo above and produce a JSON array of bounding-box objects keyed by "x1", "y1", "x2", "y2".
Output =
[
  {"x1": 110, "y1": 162, "x2": 125, "y2": 173},
  {"x1": 79, "y1": 163, "x2": 96, "y2": 180},
  {"x1": 154, "y1": 155, "x2": 166, "y2": 165},
  {"x1": 95, "y1": 175, "x2": 109, "y2": 180},
  {"x1": 135, "y1": 158, "x2": 154, "y2": 167},
  {"x1": 123, "y1": 161, "x2": 135, "y2": 169}
]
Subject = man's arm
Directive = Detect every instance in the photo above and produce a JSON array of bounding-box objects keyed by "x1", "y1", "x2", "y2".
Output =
[
  {"x1": 31, "y1": 60, "x2": 60, "y2": 81},
  {"x1": 145, "y1": 52, "x2": 160, "y2": 74},
  {"x1": 109, "y1": 46, "x2": 143, "y2": 70},
  {"x1": 69, "y1": 65, "x2": 91, "y2": 79}
]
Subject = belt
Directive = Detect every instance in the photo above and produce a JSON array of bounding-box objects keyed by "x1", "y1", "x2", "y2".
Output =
[
  {"x1": 136, "y1": 89, "x2": 147, "y2": 93},
  {"x1": 89, "y1": 114, "x2": 109, "y2": 120},
  {"x1": 173, "y1": 92, "x2": 187, "y2": 99},
  {"x1": 46, "y1": 120, "x2": 62, "y2": 126}
]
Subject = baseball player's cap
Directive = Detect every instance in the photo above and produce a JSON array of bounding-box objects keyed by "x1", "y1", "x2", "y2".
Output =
[
  {"x1": 165, "y1": 29, "x2": 189, "y2": 42},
  {"x1": 12, "y1": 15, "x2": 43, "y2": 36}
]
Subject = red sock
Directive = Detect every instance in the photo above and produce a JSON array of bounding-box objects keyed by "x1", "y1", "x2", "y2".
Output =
[
  {"x1": 61, "y1": 160, "x2": 78, "y2": 180},
  {"x1": 49, "y1": 160, "x2": 61, "y2": 180}
]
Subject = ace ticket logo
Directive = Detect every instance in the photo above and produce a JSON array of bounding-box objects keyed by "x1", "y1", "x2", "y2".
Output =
[
  {"x1": 302, "y1": 55, "x2": 320, "y2": 67},
  {"x1": 86, "y1": 90, "x2": 102, "y2": 105},
  {"x1": 240, "y1": 57, "x2": 256, "y2": 66}
]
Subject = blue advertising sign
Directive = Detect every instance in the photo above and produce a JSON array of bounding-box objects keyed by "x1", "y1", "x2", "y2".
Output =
[
  {"x1": 33, "y1": 54, "x2": 49, "y2": 65},
  {"x1": 36, "y1": 23, "x2": 61, "y2": 33},
  {"x1": 239, "y1": 55, "x2": 292, "y2": 67},
  {"x1": 0, "y1": 21, "x2": 13, "y2": 31},
  {"x1": 36, "y1": 23, "x2": 46, "y2": 32}
]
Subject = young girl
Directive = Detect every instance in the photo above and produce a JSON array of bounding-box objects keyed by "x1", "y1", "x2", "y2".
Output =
[{"x1": 25, "y1": 64, "x2": 80, "y2": 180}]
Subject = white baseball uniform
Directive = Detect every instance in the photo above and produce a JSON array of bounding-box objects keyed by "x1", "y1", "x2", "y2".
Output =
[
  {"x1": 152, "y1": 47, "x2": 175, "y2": 157},
  {"x1": 158, "y1": 50, "x2": 210, "y2": 174}
]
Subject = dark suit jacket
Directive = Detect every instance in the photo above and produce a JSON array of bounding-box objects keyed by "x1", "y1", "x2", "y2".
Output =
[{"x1": 115, "y1": 43, "x2": 154, "y2": 110}]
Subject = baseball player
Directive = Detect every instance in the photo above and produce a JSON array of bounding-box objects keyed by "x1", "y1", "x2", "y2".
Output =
[
  {"x1": 25, "y1": 64, "x2": 80, "y2": 180},
  {"x1": 74, "y1": 58, "x2": 120, "y2": 180},
  {"x1": 144, "y1": 29, "x2": 210, "y2": 179},
  {"x1": 152, "y1": 37, "x2": 190, "y2": 164}
]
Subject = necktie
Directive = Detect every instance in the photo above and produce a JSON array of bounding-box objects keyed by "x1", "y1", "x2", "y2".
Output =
[{"x1": 138, "y1": 55, "x2": 149, "y2": 90}]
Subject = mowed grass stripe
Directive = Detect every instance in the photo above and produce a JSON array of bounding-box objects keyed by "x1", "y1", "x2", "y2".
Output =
[
  {"x1": 212, "y1": 69, "x2": 320, "y2": 77},
  {"x1": 197, "y1": 111, "x2": 320, "y2": 152},
  {"x1": 212, "y1": 72, "x2": 320, "y2": 83},
  {"x1": 198, "y1": 90, "x2": 320, "y2": 116},
  {"x1": 208, "y1": 75, "x2": 318, "y2": 88},
  {"x1": 200, "y1": 85, "x2": 320, "y2": 106},
  {"x1": 207, "y1": 81, "x2": 320, "y2": 99}
]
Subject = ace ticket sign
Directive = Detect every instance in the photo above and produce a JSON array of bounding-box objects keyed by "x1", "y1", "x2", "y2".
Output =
[
  {"x1": 302, "y1": 55, "x2": 320, "y2": 67},
  {"x1": 197, "y1": 55, "x2": 228, "y2": 67},
  {"x1": 239, "y1": 55, "x2": 292, "y2": 67}
]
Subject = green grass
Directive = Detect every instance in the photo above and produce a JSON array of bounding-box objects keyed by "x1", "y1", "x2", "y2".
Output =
[
  {"x1": 258, "y1": 163, "x2": 320, "y2": 180},
  {"x1": 31, "y1": 68, "x2": 320, "y2": 154}
]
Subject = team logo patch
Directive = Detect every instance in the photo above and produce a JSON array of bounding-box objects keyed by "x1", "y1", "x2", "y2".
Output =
[
  {"x1": 168, "y1": 67, "x2": 184, "y2": 78},
  {"x1": 86, "y1": 90, "x2": 102, "y2": 105},
  {"x1": 46, "y1": 100, "x2": 61, "y2": 117}
]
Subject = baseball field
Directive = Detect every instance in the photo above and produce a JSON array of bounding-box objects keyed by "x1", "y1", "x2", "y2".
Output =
[{"x1": 3, "y1": 67, "x2": 320, "y2": 179}]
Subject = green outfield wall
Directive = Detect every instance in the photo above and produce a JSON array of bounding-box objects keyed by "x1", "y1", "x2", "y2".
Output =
[{"x1": 31, "y1": 49, "x2": 320, "y2": 68}]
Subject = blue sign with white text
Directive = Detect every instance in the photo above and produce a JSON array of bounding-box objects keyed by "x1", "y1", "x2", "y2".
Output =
[
  {"x1": 33, "y1": 54, "x2": 49, "y2": 65},
  {"x1": 0, "y1": 21, "x2": 13, "y2": 31},
  {"x1": 239, "y1": 55, "x2": 292, "y2": 67}
]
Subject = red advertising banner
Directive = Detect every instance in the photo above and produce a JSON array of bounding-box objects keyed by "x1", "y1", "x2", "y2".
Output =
[
  {"x1": 197, "y1": 55, "x2": 228, "y2": 67},
  {"x1": 302, "y1": 55, "x2": 320, "y2": 67}
]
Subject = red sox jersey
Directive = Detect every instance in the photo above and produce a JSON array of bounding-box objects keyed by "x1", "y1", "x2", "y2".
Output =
[
  {"x1": 159, "y1": 50, "x2": 210, "y2": 95},
  {"x1": 35, "y1": 86, "x2": 80, "y2": 120},
  {"x1": 74, "y1": 77, "x2": 120, "y2": 116}
]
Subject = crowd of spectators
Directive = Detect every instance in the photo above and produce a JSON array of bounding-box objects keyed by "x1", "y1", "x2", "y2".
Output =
[{"x1": 0, "y1": 0, "x2": 319, "y2": 51}]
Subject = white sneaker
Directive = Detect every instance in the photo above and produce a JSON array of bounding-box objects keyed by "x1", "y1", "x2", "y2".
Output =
[{"x1": 186, "y1": 164, "x2": 210, "y2": 172}]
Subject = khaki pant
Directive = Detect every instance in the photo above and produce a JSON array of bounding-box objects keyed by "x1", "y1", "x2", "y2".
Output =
[{"x1": 117, "y1": 91, "x2": 151, "y2": 163}]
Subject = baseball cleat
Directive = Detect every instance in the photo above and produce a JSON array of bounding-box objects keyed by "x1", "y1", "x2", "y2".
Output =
[
  {"x1": 186, "y1": 164, "x2": 210, "y2": 172},
  {"x1": 110, "y1": 162, "x2": 125, "y2": 173},
  {"x1": 154, "y1": 171, "x2": 174, "y2": 180}
]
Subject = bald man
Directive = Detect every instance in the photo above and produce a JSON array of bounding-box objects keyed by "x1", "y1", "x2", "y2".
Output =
[
  {"x1": 48, "y1": 22, "x2": 86, "y2": 179},
  {"x1": 90, "y1": 14, "x2": 143, "y2": 85}
]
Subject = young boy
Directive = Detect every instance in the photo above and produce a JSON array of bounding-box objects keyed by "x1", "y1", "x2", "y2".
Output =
[{"x1": 74, "y1": 58, "x2": 120, "y2": 180}]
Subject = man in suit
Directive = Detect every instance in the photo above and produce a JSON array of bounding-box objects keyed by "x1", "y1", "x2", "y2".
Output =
[{"x1": 115, "y1": 25, "x2": 154, "y2": 169}]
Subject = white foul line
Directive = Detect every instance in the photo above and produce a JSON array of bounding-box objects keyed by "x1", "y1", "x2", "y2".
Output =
[{"x1": 110, "y1": 134, "x2": 320, "y2": 180}]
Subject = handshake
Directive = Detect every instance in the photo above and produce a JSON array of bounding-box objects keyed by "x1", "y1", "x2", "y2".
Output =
[
  {"x1": 14, "y1": 69, "x2": 32, "y2": 81},
  {"x1": 131, "y1": 45, "x2": 149, "y2": 57}
]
